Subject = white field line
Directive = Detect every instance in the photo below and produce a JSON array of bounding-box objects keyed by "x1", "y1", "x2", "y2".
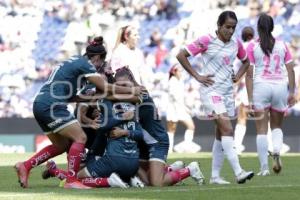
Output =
[{"x1": 1, "y1": 184, "x2": 300, "y2": 197}]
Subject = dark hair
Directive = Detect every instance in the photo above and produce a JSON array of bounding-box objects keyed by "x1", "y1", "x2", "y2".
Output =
[
  {"x1": 96, "y1": 61, "x2": 115, "y2": 84},
  {"x1": 241, "y1": 26, "x2": 254, "y2": 42},
  {"x1": 85, "y1": 36, "x2": 107, "y2": 59},
  {"x1": 217, "y1": 11, "x2": 238, "y2": 26},
  {"x1": 114, "y1": 67, "x2": 139, "y2": 86},
  {"x1": 257, "y1": 13, "x2": 274, "y2": 57}
]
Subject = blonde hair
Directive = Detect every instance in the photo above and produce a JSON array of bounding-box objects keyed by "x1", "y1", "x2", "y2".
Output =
[{"x1": 113, "y1": 25, "x2": 134, "y2": 51}]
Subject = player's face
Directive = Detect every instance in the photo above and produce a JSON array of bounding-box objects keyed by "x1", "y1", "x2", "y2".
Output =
[
  {"x1": 218, "y1": 17, "x2": 237, "y2": 43},
  {"x1": 127, "y1": 28, "x2": 139, "y2": 49}
]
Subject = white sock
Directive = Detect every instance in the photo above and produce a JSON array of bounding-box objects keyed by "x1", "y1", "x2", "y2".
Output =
[
  {"x1": 184, "y1": 129, "x2": 194, "y2": 142},
  {"x1": 256, "y1": 134, "x2": 269, "y2": 171},
  {"x1": 221, "y1": 136, "x2": 243, "y2": 176},
  {"x1": 272, "y1": 128, "x2": 283, "y2": 154},
  {"x1": 234, "y1": 124, "x2": 246, "y2": 147},
  {"x1": 211, "y1": 139, "x2": 224, "y2": 178},
  {"x1": 168, "y1": 132, "x2": 174, "y2": 151}
]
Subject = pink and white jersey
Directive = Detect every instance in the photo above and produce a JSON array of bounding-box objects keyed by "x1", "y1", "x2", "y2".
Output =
[
  {"x1": 246, "y1": 39, "x2": 293, "y2": 83},
  {"x1": 185, "y1": 34, "x2": 247, "y2": 95}
]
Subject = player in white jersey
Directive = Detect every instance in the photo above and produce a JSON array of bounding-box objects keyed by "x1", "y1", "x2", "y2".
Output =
[
  {"x1": 110, "y1": 25, "x2": 146, "y2": 86},
  {"x1": 234, "y1": 26, "x2": 255, "y2": 154},
  {"x1": 166, "y1": 64, "x2": 201, "y2": 153},
  {"x1": 177, "y1": 10, "x2": 254, "y2": 184},
  {"x1": 246, "y1": 13, "x2": 296, "y2": 175}
]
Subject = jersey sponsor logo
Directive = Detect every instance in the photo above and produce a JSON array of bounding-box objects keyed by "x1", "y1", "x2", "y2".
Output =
[
  {"x1": 47, "y1": 118, "x2": 63, "y2": 128},
  {"x1": 212, "y1": 96, "x2": 222, "y2": 104}
]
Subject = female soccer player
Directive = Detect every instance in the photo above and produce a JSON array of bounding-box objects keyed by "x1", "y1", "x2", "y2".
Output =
[
  {"x1": 246, "y1": 13, "x2": 296, "y2": 175},
  {"x1": 166, "y1": 64, "x2": 201, "y2": 153},
  {"x1": 111, "y1": 26, "x2": 205, "y2": 186},
  {"x1": 177, "y1": 11, "x2": 254, "y2": 184},
  {"x1": 14, "y1": 36, "x2": 143, "y2": 189}
]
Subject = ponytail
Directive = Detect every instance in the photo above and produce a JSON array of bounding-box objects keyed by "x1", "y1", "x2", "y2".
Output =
[
  {"x1": 257, "y1": 13, "x2": 275, "y2": 57},
  {"x1": 113, "y1": 25, "x2": 133, "y2": 51}
]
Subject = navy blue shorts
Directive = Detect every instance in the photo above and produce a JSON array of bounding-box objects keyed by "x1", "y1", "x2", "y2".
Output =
[
  {"x1": 33, "y1": 102, "x2": 77, "y2": 133},
  {"x1": 86, "y1": 155, "x2": 139, "y2": 180},
  {"x1": 138, "y1": 141, "x2": 168, "y2": 164}
]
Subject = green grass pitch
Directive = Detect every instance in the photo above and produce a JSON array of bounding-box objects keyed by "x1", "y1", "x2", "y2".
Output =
[{"x1": 1, "y1": 153, "x2": 300, "y2": 200}]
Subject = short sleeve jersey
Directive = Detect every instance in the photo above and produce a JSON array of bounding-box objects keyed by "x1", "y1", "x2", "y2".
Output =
[
  {"x1": 246, "y1": 39, "x2": 293, "y2": 83},
  {"x1": 34, "y1": 56, "x2": 97, "y2": 105},
  {"x1": 185, "y1": 34, "x2": 247, "y2": 95}
]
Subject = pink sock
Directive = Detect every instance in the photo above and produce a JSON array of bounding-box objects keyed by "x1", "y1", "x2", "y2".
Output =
[
  {"x1": 168, "y1": 168, "x2": 190, "y2": 185},
  {"x1": 81, "y1": 177, "x2": 109, "y2": 187},
  {"x1": 67, "y1": 142, "x2": 85, "y2": 182},
  {"x1": 49, "y1": 168, "x2": 67, "y2": 180},
  {"x1": 24, "y1": 144, "x2": 62, "y2": 170}
]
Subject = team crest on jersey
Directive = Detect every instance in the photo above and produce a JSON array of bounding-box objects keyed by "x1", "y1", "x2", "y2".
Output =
[{"x1": 222, "y1": 56, "x2": 230, "y2": 65}]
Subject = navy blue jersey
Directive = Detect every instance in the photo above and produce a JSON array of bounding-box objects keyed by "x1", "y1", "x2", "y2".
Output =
[
  {"x1": 34, "y1": 56, "x2": 97, "y2": 105},
  {"x1": 138, "y1": 95, "x2": 168, "y2": 144},
  {"x1": 97, "y1": 99, "x2": 143, "y2": 159}
]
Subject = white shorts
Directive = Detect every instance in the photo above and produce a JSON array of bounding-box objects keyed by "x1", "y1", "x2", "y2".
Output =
[
  {"x1": 166, "y1": 104, "x2": 192, "y2": 122},
  {"x1": 253, "y1": 82, "x2": 289, "y2": 112},
  {"x1": 200, "y1": 91, "x2": 235, "y2": 117}
]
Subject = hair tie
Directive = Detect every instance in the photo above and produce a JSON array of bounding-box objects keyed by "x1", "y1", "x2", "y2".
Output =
[{"x1": 89, "y1": 41, "x2": 98, "y2": 45}]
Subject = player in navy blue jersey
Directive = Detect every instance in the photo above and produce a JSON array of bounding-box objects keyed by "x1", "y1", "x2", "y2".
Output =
[
  {"x1": 14, "y1": 36, "x2": 144, "y2": 189},
  {"x1": 42, "y1": 67, "x2": 145, "y2": 188}
]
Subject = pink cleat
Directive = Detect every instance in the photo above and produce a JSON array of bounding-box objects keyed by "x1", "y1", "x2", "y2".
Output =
[
  {"x1": 64, "y1": 180, "x2": 92, "y2": 189},
  {"x1": 14, "y1": 162, "x2": 30, "y2": 188}
]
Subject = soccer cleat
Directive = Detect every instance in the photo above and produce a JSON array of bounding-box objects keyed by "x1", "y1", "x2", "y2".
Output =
[
  {"x1": 186, "y1": 141, "x2": 201, "y2": 153},
  {"x1": 187, "y1": 162, "x2": 205, "y2": 185},
  {"x1": 64, "y1": 180, "x2": 91, "y2": 189},
  {"x1": 173, "y1": 141, "x2": 186, "y2": 153},
  {"x1": 272, "y1": 153, "x2": 282, "y2": 174},
  {"x1": 257, "y1": 170, "x2": 270, "y2": 176},
  {"x1": 42, "y1": 160, "x2": 57, "y2": 179},
  {"x1": 107, "y1": 173, "x2": 129, "y2": 188},
  {"x1": 14, "y1": 162, "x2": 30, "y2": 188},
  {"x1": 174, "y1": 141, "x2": 201, "y2": 153},
  {"x1": 209, "y1": 177, "x2": 230, "y2": 184},
  {"x1": 130, "y1": 176, "x2": 145, "y2": 188},
  {"x1": 236, "y1": 170, "x2": 254, "y2": 184},
  {"x1": 169, "y1": 161, "x2": 185, "y2": 171}
]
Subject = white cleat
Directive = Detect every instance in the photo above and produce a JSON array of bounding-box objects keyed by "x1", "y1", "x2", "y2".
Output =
[
  {"x1": 257, "y1": 170, "x2": 270, "y2": 176},
  {"x1": 169, "y1": 161, "x2": 185, "y2": 171},
  {"x1": 130, "y1": 176, "x2": 145, "y2": 188},
  {"x1": 236, "y1": 170, "x2": 254, "y2": 184},
  {"x1": 174, "y1": 141, "x2": 201, "y2": 153},
  {"x1": 209, "y1": 177, "x2": 230, "y2": 184},
  {"x1": 187, "y1": 162, "x2": 205, "y2": 185},
  {"x1": 107, "y1": 173, "x2": 129, "y2": 188},
  {"x1": 173, "y1": 141, "x2": 186, "y2": 153}
]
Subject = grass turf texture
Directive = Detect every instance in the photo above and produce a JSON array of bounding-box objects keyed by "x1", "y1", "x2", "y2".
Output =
[{"x1": 1, "y1": 153, "x2": 300, "y2": 200}]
